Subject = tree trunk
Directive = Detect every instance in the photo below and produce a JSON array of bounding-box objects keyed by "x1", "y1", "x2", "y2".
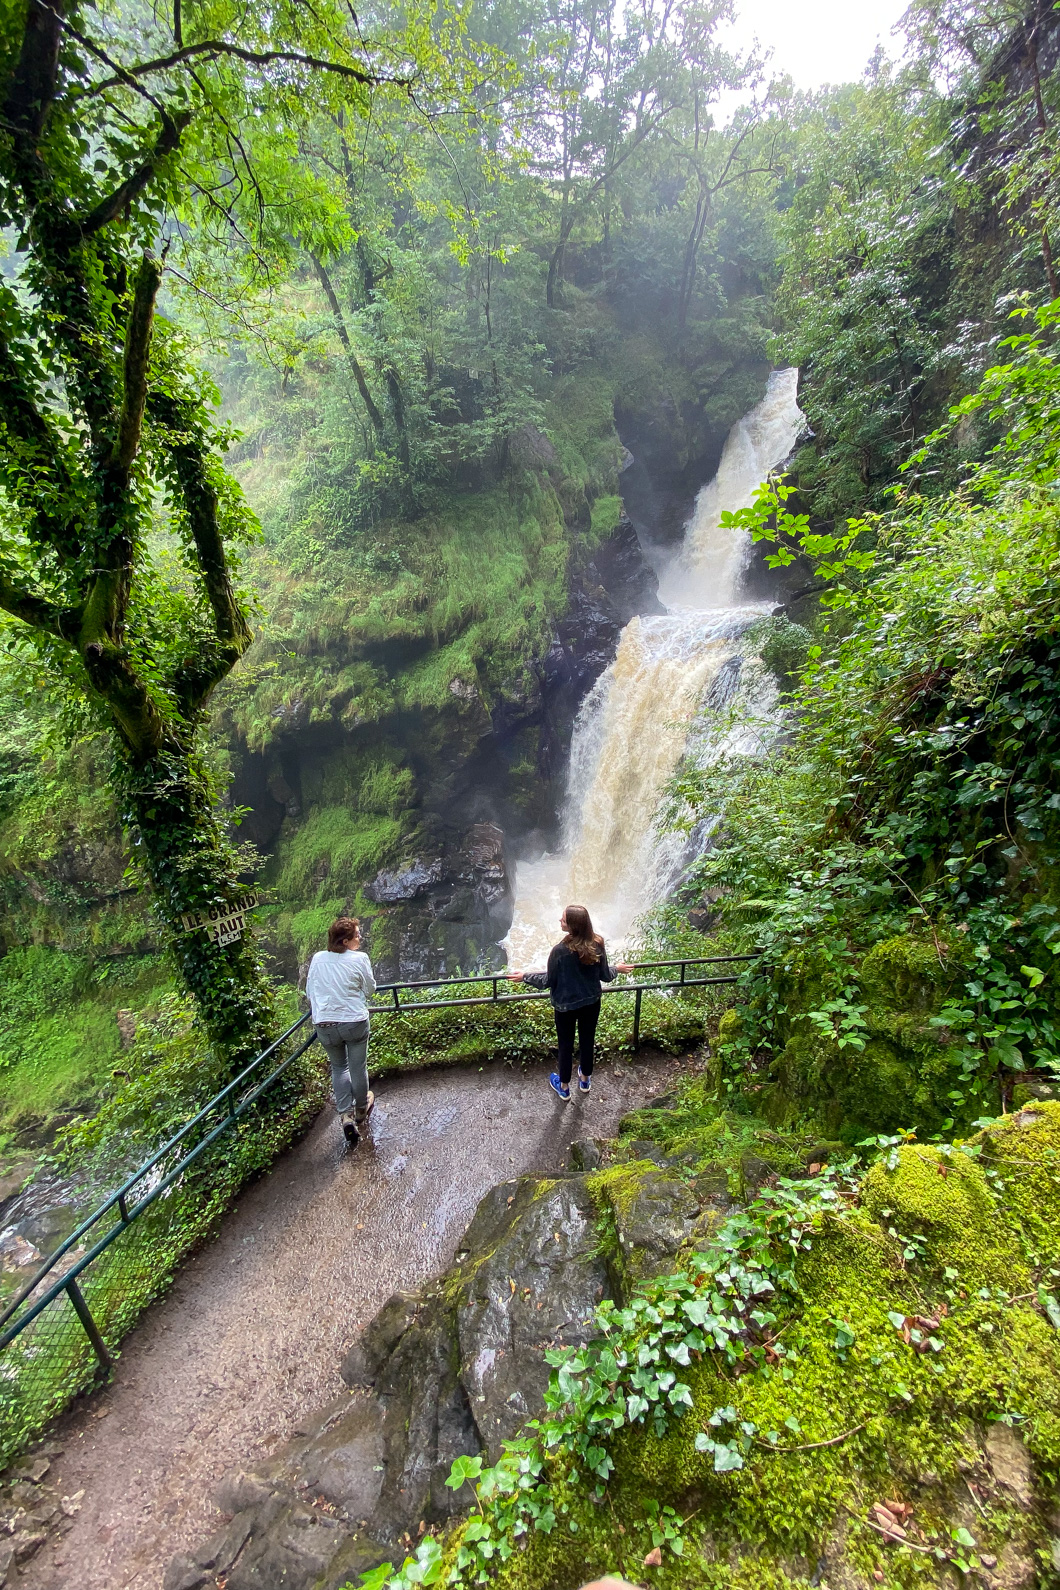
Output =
[
  {"x1": 311, "y1": 255, "x2": 386, "y2": 434},
  {"x1": 547, "y1": 187, "x2": 572, "y2": 309},
  {"x1": 1024, "y1": 18, "x2": 1059, "y2": 298},
  {"x1": 117, "y1": 731, "x2": 276, "y2": 1064}
]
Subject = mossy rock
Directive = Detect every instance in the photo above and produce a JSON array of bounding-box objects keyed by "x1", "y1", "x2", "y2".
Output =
[
  {"x1": 484, "y1": 1107, "x2": 1060, "y2": 1590},
  {"x1": 859, "y1": 936, "x2": 954, "y2": 1015},
  {"x1": 860, "y1": 1142, "x2": 1021, "y2": 1290}
]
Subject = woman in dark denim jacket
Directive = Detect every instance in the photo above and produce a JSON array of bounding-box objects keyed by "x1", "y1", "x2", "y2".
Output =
[{"x1": 509, "y1": 904, "x2": 633, "y2": 1101}]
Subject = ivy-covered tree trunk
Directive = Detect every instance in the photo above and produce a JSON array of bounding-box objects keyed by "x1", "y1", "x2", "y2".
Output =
[{"x1": 118, "y1": 739, "x2": 275, "y2": 1062}]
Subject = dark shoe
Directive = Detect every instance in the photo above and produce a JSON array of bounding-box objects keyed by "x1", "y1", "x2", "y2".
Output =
[
  {"x1": 341, "y1": 1111, "x2": 360, "y2": 1147},
  {"x1": 577, "y1": 1071, "x2": 591, "y2": 1094},
  {"x1": 549, "y1": 1072, "x2": 571, "y2": 1102},
  {"x1": 355, "y1": 1089, "x2": 375, "y2": 1125}
]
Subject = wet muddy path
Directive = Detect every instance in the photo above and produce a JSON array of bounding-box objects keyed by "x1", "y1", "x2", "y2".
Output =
[{"x1": 20, "y1": 1050, "x2": 692, "y2": 1590}]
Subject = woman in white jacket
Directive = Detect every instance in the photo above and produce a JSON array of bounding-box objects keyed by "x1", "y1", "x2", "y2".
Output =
[{"x1": 305, "y1": 916, "x2": 377, "y2": 1147}]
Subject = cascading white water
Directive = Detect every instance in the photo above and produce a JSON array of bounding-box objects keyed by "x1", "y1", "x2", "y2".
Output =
[{"x1": 503, "y1": 369, "x2": 805, "y2": 968}]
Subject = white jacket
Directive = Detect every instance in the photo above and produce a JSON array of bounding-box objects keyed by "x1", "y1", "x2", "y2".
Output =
[{"x1": 305, "y1": 949, "x2": 377, "y2": 1023}]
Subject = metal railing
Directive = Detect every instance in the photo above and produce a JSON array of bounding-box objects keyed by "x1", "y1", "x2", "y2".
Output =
[
  {"x1": 0, "y1": 952, "x2": 755, "y2": 1456},
  {"x1": 371, "y1": 954, "x2": 759, "y2": 1049},
  {"x1": 0, "y1": 1016, "x2": 316, "y2": 1357}
]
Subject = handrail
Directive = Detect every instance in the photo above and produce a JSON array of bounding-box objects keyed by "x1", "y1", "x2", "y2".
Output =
[
  {"x1": 367, "y1": 955, "x2": 757, "y2": 1013},
  {"x1": 370, "y1": 953, "x2": 758, "y2": 996},
  {"x1": 0, "y1": 952, "x2": 759, "y2": 1369},
  {"x1": 0, "y1": 1014, "x2": 311, "y2": 1342}
]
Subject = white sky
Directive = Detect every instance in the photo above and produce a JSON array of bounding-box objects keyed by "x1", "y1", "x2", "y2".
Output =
[{"x1": 722, "y1": 0, "x2": 911, "y2": 91}]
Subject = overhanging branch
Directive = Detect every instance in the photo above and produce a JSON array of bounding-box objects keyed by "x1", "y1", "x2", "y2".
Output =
[
  {"x1": 75, "y1": 112, "x2": 191, "y2": 239},
  {"x1": 83, "y1": 38, "x2": 412, "y2": 97},
  {"x1": 0, "y1": 566, "x2": 76, "y2": 638}
]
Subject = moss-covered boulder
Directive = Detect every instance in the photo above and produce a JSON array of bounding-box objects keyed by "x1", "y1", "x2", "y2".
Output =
[
  {"x1": 164, "y1": 1101, "x2": 1060, "y2": 1590},
  {"x1": 455, "y1": 1103, "x2": 1060, "y2": 1590},
  {"x1": 756, "y1": 935, "x2": 995, "y2": 1140}
]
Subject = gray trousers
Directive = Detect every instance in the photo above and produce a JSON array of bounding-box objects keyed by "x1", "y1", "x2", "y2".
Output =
[{"x1": 315, "y1": 1020, "x2": 370, "y2": 1115}]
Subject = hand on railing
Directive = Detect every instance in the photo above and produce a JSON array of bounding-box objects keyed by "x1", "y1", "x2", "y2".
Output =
[
  {"x1": 615, "y1": 962, "x2": 635, "y2": 974},
  {"x1": 507, "y1": 971, "x2": 525, "y2": 982}
]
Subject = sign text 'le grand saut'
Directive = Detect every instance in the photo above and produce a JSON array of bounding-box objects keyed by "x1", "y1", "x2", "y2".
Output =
[{"x1": 180, "y1": 891, "x2": 259, "y2": 947}]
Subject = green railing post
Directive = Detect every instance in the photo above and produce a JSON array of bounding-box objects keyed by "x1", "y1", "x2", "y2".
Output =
[
  {"x1": 65, "y1": 1279, "x2": 112, "y2": 1372},
  {"x1": 633, "y1": 987, "x2": 642, "y2": 1051}
]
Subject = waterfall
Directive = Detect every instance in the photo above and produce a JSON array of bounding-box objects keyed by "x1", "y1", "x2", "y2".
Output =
[{"x1": 503, "y1": 369, "x2": 805, "y2": 968}]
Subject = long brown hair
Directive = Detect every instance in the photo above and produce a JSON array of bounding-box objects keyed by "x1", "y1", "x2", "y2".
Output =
[
  {"x1": 327, "y1": 916, "x2": 361, "y2": 952},
  {"x1": 562, "y1": 904, "x2": 602, "y2": 965}
]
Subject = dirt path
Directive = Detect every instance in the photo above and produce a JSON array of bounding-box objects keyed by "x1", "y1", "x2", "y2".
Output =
[{"x1": 20, "y1": 1050, "x2": 691, "y2": 1590}]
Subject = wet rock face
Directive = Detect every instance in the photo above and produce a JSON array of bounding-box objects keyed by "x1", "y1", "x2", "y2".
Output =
[
  {"x1": 164, "y1": 1151, "x2": 740, "y2": 1590},
  {"x1": 365, "y1": 857, "x2": 447, "y2": 904},
  {"x1": 165, "y1": 1172, "x2": 615, "y2": 1590},
  {"x1": 455, "y1": 1176, "x2": 610, "y2": 1458},
  {"x1": 365, "y1": 821, "x2": 514, "y2": 982}
]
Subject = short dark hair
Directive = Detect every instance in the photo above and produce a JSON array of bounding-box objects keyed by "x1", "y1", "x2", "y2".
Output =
[{"x1": 327, "y1": 916, "x2": 361, "y2": 952}]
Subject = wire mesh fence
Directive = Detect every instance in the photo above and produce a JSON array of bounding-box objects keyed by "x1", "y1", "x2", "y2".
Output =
[
  {"x1": 0, "y1": 1017, "x2": 321, "y2": 1466},
  {"x1": 0, "y1": 955, "x2": 756, "y2": 1464}
]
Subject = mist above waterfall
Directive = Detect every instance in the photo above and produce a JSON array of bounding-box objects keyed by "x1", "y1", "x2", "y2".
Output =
[{"x1": 503, "y1": 370, "x2": 805, "y2": 968}]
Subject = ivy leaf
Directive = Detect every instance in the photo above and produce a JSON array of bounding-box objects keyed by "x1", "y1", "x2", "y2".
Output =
[{"x1": 712, "y1": 1443, "x2": 745, "y2": 1473}]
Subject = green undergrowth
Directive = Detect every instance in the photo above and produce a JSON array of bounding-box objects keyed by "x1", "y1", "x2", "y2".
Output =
[
  {"x1": 0, "y1": 988, "x2": 325, "y2": 1467},
  {"x1": 0, "y1": 947, "x2": 170, "y2": 1144},
  {"x1": 614, "y1": 1067, "x2": 836, "y2": 1186},
  {"x1": 360, "y1": 1101, "x2": 1060, "y2": 1590},
  {"x1": 362, "y1": 981, "x2": 729, "y2": 1075},
  {"x1": 219, "y1": 477, "x2": 572, "y2": 756}
]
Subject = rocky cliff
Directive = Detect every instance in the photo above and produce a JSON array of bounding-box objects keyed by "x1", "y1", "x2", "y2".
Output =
[{"x1": 164, "y1": 1090, "x2": 1060, "y2": 1590}]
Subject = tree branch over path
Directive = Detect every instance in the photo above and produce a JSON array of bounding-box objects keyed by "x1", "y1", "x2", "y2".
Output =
[{"x1": 82, "y1": 39, "x2": 415, "y2": 98}]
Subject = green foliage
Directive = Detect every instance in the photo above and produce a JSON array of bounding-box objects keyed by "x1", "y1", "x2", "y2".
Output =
[
  {"x1": 0, "y1": 947, "x2": 168, "y2": 1135},
  {"x1": 669, "y1": 316, "x2": 1060, "y2": 1137},
  {"x1": 0, "y1": 990, "x2": 324, "y2": 1464},
  {"x1": 362, "y1": 980, "x2": 723, "y2": 1076},
  {"x1": 358, "y1": 1106, "x2": 1060, "y2": 1590}
]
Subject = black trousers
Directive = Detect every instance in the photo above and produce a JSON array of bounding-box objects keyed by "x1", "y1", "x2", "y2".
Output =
[{"x1": 554, "y1": 1000, "x2": 601, "y2": 1087}]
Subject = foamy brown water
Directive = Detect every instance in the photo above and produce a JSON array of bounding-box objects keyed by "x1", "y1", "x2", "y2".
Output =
[{"x1": 503, "y1": 369, "x2": 804, "y2": 969}]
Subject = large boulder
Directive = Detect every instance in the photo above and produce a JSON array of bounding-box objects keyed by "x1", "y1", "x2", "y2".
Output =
[
  {"x1": 167, "y1": 1158, "x2": 732, "y2": 1589},
  {"x1": 167, "y1": 1172, "x2": 622, "y2": 1589}
]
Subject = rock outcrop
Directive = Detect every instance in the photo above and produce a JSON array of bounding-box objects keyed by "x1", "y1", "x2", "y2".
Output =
[
  {"x1": 163, "y1": 1149, "x2": 731, "y2": 1590},
  {"x1": 165, "y1": 1102, "x2": 1060, "y2": 1590}
]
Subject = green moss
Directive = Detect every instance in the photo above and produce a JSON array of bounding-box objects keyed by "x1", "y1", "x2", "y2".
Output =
[
  {"x1": 588, "y1": 493, "x2": 622, "y2": 541},
  {"x1": 467, "y1": 1109, "x2": 1060, "y2": 1590},
  {"x1": 223, "y1": 480, "x2": 572, "y2": 753},
  {"x1": 747, "y1": 933, "x2": 987, "y2": 1141},
  {"x1": 0, "y1": 948, "x2": 169, "y2": 1134},
  {"x1": 859, "y1": 936, "x2": 954, "y2": 1015},
  {"x1": 616, "y1": 1069, "x2": 818, "y2": 1188},
  {"x1": 585, "y1": 1159, "x2": 660, "y2": 1214},
  {"x1": 978, "y1": 1103, "x2": 1060, "y2": 1269},
  {"x1": 861, "y1": 1143, "x2": 1018, "y2": 1290},
  {"x1": 272, "y1": 806, "x2": 404, "y2": 899}
]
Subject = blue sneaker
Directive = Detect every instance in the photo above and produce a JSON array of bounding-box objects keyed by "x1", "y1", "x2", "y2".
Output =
[
  {"x1": 549, "y1": 1072, "x2": 571, "y2": 1102},
  {"x1": 577, "y1": 1071, "x2": 591, "y2": 1094}
]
